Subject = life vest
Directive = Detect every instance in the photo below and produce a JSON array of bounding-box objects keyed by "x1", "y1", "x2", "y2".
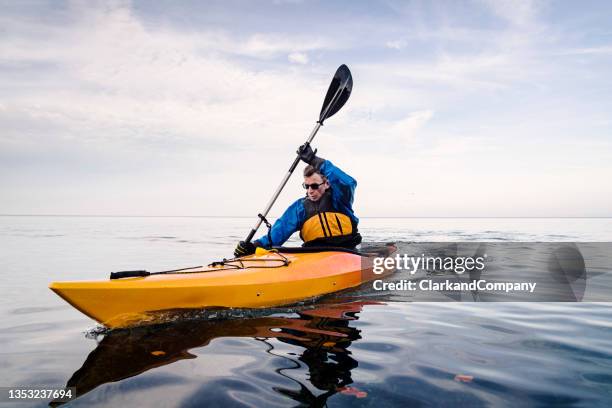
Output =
[{"x1": 299, "y1": 190, "x2": 361, "y2": 248}]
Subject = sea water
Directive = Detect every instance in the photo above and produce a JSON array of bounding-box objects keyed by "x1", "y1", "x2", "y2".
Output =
[{"x1": 1, "y1": 216, "x2": 611, "y2": 407}]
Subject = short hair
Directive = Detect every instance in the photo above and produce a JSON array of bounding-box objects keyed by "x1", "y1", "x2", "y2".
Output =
[{"x1": 303, "y1": 165, "x2": 326, "y2": 180}]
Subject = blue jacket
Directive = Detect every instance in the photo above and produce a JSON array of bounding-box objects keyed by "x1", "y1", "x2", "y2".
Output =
[{"x1": 255, "y1": 160, "x2": 358, "y2": 248}]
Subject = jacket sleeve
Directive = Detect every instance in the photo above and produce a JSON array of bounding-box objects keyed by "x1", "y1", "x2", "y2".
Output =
[
  {"x1": 255, "y1": 198, "x2": 305, "y2": 248},
  {"x1": 318, "y1": 160, "x2": 357, "y2": 208}
]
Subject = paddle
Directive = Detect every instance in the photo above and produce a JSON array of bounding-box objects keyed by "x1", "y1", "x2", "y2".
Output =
[{"x1": 244, "y1": 64, "x2": 353, "y2": 243}]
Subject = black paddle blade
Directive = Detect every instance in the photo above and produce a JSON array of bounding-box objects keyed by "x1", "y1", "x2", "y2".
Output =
[{"x1": 319, "y1": 64, "x2": 353, "y2": 124}]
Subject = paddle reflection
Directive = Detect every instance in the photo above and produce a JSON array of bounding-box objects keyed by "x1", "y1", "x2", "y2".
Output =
[{"x1": 52, "y1": 300, "x2": 381, "y2": 406}]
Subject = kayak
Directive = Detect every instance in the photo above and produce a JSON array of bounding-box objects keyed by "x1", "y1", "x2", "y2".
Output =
[{"x1": 49, "y1": 245, "x2": 396, "y2": 329}]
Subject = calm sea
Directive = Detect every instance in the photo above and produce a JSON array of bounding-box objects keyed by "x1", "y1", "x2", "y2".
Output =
[{"x1": 1, "y1": 216, "x2": 611, "y2": 407}]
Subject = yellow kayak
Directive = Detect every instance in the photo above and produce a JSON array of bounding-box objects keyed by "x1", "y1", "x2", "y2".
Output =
[{"x1": 50, "y1": 246, "x2": 395, "y2": 329}]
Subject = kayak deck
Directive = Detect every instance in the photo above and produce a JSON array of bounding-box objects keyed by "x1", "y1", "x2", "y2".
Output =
[{"x1": 50, "y1": 249, "x2": 388, "y2": 328}]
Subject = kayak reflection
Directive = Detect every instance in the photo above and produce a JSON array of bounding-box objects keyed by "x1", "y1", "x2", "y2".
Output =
[{"x1": 51, "y1": 300, "x2": 382, "y2": 406}]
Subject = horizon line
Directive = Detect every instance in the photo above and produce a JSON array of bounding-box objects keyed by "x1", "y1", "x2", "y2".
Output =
[{"x1": 1, "y1": 214, "x2": 611, "y2": 219}]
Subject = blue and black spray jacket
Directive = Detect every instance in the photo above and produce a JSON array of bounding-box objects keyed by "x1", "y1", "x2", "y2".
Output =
[{"x1": 255, "y1": 160, "x2": 361, "y2": 248}]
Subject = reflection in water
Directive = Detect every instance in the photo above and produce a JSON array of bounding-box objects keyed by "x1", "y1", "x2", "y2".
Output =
[
  {"x1": 51, "y1": 300, "x2": 378, "y2": 406},
  {"x1": 262, "y1": 303, "x2": 365, "y2": 406}
]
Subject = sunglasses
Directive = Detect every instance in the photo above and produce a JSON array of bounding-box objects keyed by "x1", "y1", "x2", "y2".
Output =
[{"x1": 302, "y1": 182, "x2": 326, "y2": 190}]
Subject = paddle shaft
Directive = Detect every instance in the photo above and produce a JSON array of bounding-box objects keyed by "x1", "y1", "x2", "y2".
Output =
[{"x1": 244, "y1": 121, "x2": 322, "y2": 243}]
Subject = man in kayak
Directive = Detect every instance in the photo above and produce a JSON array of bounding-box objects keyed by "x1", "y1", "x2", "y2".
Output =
[{"x1": 234, "y1": 144, "x2": 362, "y2": 257}]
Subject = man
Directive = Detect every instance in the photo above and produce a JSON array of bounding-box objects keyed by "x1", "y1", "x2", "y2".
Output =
[{"x1": 234, "y1": 143, "x2": 362, "y2": 257}]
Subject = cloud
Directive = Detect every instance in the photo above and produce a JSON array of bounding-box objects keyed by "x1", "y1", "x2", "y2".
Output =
[
  {"x1": 0, "y1": 4, "x2": 331, "y2": 151},
  {"x1": 385, "y1": 40, "x2": 407, "y2": 50},
  {"x1": 392, "y1": 110, "x2": 433, "y2": 132},
  {"x1": 239, "y1": 34, "x2": 331, "y2": 58},
  {"x1": 477, "y1": 0, "x2": 541, "y2": 28},
  {"x1": 288, "y1": 52, "x2": 309, "y2": 64},
  {"x1": 557, "y1": 46, "x2": 612, "y2": 55}
]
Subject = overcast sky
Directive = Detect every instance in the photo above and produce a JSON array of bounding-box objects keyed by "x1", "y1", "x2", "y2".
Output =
[{"x1": 1, "y1": 0, "x2": 611, "y2": 217}]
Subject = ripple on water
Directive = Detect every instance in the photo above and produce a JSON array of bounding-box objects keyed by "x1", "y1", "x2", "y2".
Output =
[
  {"x1": 182, "y1": 379, "x2": 267, "y2": 408},
  {"x1": 478, "y1": 324, "x2": 519, "y2": 334},
  {"x1": 520, "y1": 338, "x2": 612, "y2": 361},
  {"x1": 10, "y1": 306, "x2": 58, "y2": 315},
  {"x1": 581, "y1": 373, "x2": 612, "y2": 386},
  {"x1": 2, "y1": 322, "x2": 58, "y2": 334},
  {"x1": 351, "y1": 342, "x2": 401, "y2": 353},
  {"x1": 373, "y1": 375, "x2": 488, "y2": 407}
]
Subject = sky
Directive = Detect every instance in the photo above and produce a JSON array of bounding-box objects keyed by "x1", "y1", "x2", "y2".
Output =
[{"x1": 1, "y1": 0, "x2": 611, "y2": 217}]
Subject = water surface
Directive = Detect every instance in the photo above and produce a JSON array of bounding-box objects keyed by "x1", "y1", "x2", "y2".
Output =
[{"x1": 1, "y1": 216, "x2": 611, "y2": 407}]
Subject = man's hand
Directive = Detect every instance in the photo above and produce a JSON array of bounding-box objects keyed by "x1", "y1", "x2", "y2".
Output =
[
  {"x1": 234, "y1": 241, "x2": 256, "y2": 257},
  {"x1": 297, "y1": 143, "x2": 318, "y2": 165}
]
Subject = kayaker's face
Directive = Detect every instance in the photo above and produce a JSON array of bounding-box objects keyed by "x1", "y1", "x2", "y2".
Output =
[{"x1": 304, "y1": 174, "x2": 328, "y2": 202}]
